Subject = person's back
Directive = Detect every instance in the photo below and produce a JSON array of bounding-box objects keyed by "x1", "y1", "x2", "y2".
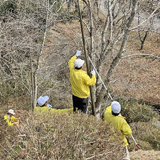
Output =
[
  {"x1": 104, "y1": 102, "x2": 132, "y2": 146},
  {"x1": 104, "y1": 106, "x2": 132, "y2": 146},
  {"x1": 68, "y1": 50, "x2": 96, "y2": 113},
  {"x1": 104, "y1": 101, "x2": 132, "y2": 160},
  {"x1": 34, "y1": 106, "x2": 49, "y2": 113},
  {"x1": 68, "y1": 56, "x2": 96, "y2": 99},
  {"x1": 34, "y1": 106, "x2": 73, "y2": 114}
]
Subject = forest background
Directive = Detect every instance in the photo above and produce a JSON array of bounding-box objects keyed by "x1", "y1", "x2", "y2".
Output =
[{"x1": 0, "y1": 0, "x2": 160, "y2": 159}]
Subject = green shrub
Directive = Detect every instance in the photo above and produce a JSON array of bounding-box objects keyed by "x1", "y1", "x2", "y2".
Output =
[
  {"x1": 116, "y1": 98, "x2": 159, "y2": 123},
  {"x1": 128, "y1": 122, "x2": 160, "y2": 151},
  {"x1": 0, "y1": 0, "x2": 17, "y2": 15}
]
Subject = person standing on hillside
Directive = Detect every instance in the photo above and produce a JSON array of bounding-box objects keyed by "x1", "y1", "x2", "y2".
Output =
[
  {"x1": 4, "y1": 109, "x2": 20, "y2": 126},
  {"x1": 68, "y1": 50, "x2": 96, "y2": 114},
  {"x1": 104, "y1": 101, "x2": 132, "y2": 160}
]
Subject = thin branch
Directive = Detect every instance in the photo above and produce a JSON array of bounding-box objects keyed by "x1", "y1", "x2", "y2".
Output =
[
  {"x1": 130, "y1": 4, "x2": 160, "y2": 31},
  {"x1": 122, "y1": 53, "x2": 160, "y2": 60},
  {"x1": 86, "y1": 151, "x2": 113, "y2": 160}
]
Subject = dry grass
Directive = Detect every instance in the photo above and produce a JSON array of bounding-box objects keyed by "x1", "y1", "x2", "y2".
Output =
[
  {"x1": 128, "y1": 122, "x2": 160, "y2": 151},
  {"x1": 112, "y1": 31, "x2": 160, "y2": 106},
  {"x1": 1, "y1": 100, "x2": 160, "y2": 159},
  {"x1": 130, "y1": 150, "x2": 160, "y2": 160},
  {"x1": 0, "y1": 111, "x2": 124, "y2": 160}
]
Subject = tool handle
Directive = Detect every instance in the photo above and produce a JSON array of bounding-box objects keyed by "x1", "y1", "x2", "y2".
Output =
[
  {"x1": 136, "y1": 144, "x2": 141, "y2": 149},
  {"x1": 131, "y1": 134, "x2": 140, "y2": 149},
  {"x1": 87, "y1": 55, "x2": 113, "y2": 101}
]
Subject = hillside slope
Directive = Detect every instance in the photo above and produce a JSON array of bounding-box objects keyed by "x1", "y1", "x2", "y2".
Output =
[
  {"x1": 41, "y1": 21, "x2": 160, "y2": 107},
  {"x1": 130, "y1": 150, "x2": 160, "y2": 160}
]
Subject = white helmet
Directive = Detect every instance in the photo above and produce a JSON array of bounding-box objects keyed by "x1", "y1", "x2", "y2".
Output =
[
  {"x1": 37, "y1": 96, "x2": 49, "y2": 106},
  {"x1": 111, "y1": 101, "x2": 121, "y2": 114},
  {"x1": 74, "y1": 59, "x2": 84, "y2": 68},
  {"x1": 8, "y1": 109, "x2": 15, "y2": 115}
]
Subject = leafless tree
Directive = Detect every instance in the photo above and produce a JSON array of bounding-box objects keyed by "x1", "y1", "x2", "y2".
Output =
[
  {"x1": 0, "y1": 0, "x2": 159, "y2": 115},
  {"x1": 74, "y1": 0, "x2": 138, "y2": 117},
  {"x1": 136, "y1": 0, "x2": 160, "y2": 50},
  {"x1": 0, "y1": 0, "x2": 72, "y2": 110},
  {"x1": 65, "y1": 0, "x2": 159, "y2": 117}
]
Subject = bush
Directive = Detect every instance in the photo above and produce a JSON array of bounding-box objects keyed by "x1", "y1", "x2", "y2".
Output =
[
  {"x1": 0, "y1": 0, "x2": 17, "y2": 16},
  {"x1": 128, "y1": 122, "x2": 160, "y2": 151},
  {"x1": 116, "y1": 98, "x2": 159, "y2": 123},
  {"x1": 0, "y1": 111, "x2": 124, "y2": 159},
  {"x1": 0, "y1": 81, "x2": 30, "y2": 109}
]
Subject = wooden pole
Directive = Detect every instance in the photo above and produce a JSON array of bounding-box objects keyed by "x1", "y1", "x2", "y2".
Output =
[{"x1": 77, "y1": 0, "x2": 96, "y2": 116}]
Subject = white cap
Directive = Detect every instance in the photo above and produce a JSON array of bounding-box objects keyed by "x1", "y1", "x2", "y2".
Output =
[
  {"x1": 37, "y1": 96, "x2": 49, "y2": 106},
  {"x1": 8, "y1": 109, "x2": 15, "y2": 115},
  {"x1": 111, "y1": 101, "x2": 121, "y2": 114},
  {"x1": 74, "y1": 59, "x2": 84, "y2": 68}
]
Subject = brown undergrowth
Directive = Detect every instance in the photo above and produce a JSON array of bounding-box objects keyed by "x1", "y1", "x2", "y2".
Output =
[
  {"x1": 129, "y1": 122, "x2": 160, "y2": 151},
  {"x1": 1, "y1": 100, "x2": 160, "y2": 159},
  {"x1": 0, "y1": 111, "x2": 124, "y2": 160}
]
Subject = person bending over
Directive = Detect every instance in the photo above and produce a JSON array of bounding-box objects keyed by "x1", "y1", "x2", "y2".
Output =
[
  {"x1": 104, "y1": 101, "x2": 132, "y2": 160},
  {"x1": 4, "y1": 109, "x2": 20, "y2": 126}
]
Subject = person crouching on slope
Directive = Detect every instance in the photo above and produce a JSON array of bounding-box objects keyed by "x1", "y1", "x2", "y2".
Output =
[
  {"x1": 68, "y1": 50, "x2": 96, "y2": 114},
  {"x1": 37, "y1": 96, "x2": 52, "y2": 108},
  {"x1": 4, "y1": 109, "x2": 20, "y2": 126},
  {"x1": 104, "y1": 101, "x2": 132, "y2": 160},
  {"x1": 34, "y1": 96, "x2": 52, "y2": 113},
  {"x1": 34, "y1": 96, "x2": 73, "y2": 113}
]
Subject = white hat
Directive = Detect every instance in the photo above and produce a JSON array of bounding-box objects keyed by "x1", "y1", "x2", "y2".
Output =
[
  {"x1": 37, "y1": 96, "x2": 49, "y2": 106},
  {"x1": 74, "y1": 59, "x2": 84, "y2": 68},
  {"x1": 111, "y1": 101, "x2": 121, "y2": 114},
  {"x1": 8, "y1": 109, "x2": 15, "y2": 115}
]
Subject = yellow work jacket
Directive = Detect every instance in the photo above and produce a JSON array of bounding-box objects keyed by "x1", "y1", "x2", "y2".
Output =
[
  {"x1": 34, "y1": 106, "x2": 73, "y2": 114},
  {"x1": 68, "y1": 56, "x2": 96, "y2": 98},
  {"x1": 4, "y1": 114, "x2": 19, "y2": 126},
  {"x1": 104, "y1": 106, "x2": 132, "y2": 146}
]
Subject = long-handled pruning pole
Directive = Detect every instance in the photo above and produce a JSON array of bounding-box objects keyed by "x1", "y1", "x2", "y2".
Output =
[
  {"x1": 131, "y1": 134, "x2": 141, "y2": 149},
  {"x1": 87, "y1": 56, "x2": 113, "y2": 101},
  {"x1": 88, "y1": 54, "x2": 140, "y2": 149}
]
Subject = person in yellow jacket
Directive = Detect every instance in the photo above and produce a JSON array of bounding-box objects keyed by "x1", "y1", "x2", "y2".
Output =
[
  {"x1": 4, "y1": 109, "x2": 20, "y2": 126},
  {"x1": 104, "y1": 101, "x2": 132, "y2": 160},
  {"x1": 34, "y1": 96, "x2": 73, "y2": 114},
  {"x1": 68, "y1": 50, "x2": 96, "y2": 114}
]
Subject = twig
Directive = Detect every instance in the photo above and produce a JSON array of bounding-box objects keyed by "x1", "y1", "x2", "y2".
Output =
[
  {"x1": 122, "y1": 53, "x2": 160, "y2": 60},
  {"x1": 86, "y1": 151, "x2": 113, "y2": 160}
]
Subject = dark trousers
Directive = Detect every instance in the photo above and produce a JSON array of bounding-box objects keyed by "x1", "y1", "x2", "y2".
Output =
[{"x1": 72, "y1": 95, "x2": 88, "y2": 114}]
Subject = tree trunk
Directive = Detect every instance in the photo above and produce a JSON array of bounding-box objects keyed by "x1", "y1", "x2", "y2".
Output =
[
  {"x1": 95, "y1": 0, "x2": 138, "y2": 117},
  {"x1": 33, "y1": 0, "x2": 49, "y2": 108}
]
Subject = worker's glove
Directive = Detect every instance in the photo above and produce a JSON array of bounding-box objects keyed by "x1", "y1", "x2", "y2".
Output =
[
  {"x1": 91, "y1": 70, "x2": 96, "y2": 75},
  {"x1": 75, "y1": 50, "x2": 81, "y2": 56},
  {"x1": 47, "y1": 104, "x2": 52, "y2": 108}
]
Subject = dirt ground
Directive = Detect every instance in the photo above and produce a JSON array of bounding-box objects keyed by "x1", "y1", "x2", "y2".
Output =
[
  {"x1": 39, "y1": 21, "x2": 160, "y2": 159},
  {"x1": 130, "y1": 150, "x2": 160, "y2": 160},
  {"x1": 42, "y1": 21, "x2": 160, "y2": 107}
]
